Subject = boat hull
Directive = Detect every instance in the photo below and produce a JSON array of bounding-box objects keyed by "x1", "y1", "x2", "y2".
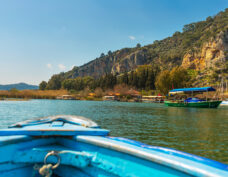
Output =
[
  {"x1": 0, "y1": 135, "x2": 228, "y2": 177},
  {"x1": 0, "y1": 115, "x2": 227, "y2": 177},
  {"x1": 221, "y1": 101, "x2": 228, "y2": 105},
  {"x1": 164, "y1": 100, "x2": 222, "y2": 108}
]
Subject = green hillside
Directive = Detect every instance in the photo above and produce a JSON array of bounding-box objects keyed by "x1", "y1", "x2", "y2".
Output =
[{"x1": 43, "y1": 8, "x2": 228, "y2": 92}]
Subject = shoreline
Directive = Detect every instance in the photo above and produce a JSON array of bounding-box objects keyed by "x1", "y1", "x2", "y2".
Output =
[{"x1": 1, "y1": 89, "x2": 227, "y2": 102}]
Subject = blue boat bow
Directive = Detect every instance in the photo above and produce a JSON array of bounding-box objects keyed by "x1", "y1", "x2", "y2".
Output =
[{"x1": 0, "y1": 115, "x2": 227, "y2": 177}]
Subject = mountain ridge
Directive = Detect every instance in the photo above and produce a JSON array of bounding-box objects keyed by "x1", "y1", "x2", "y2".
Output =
[
  {"x1": 46, "y1": 8, "x2": 228, "y2": 88},
  {"x1": 0, "y1": 83, "x2": 38, "y2": 90}
]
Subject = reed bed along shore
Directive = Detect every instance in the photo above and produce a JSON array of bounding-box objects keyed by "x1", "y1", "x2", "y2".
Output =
[
  {"x1": 0, "y1": 88, "x2": 227, "y2": 101},
  {"x1": 0, "y1": 90, "x2": 69, "y2": 99}
]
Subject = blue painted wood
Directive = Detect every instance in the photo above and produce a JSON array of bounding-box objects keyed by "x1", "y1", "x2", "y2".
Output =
[
  {"x1": 51, "y1": 121, "x2": 64, "y2": 127},
  {"x1": 0, "y1": 128, "x2": 109, "y2": 136},
  {"x1": 0, "y1": 138, "x2": 56, "y2": 163},
  {"x1": 0, "y1": 123, "x2": 109, "y2": 136},
  {"x1": 13, "y1": 146, "x2": 93, "y2": 168},
  {"x1": 0, "y1": 163, "x2": 28, "y2": 173},
  {"x1": 55, "y1": 165, "x2": 117, "y2": 177},
  {"x1": 108, "y1": 136, "x2": 228, "y2": 170},
  {"x1": 0, "y1": 115, "x2": 227, "y2": 177},
  {"x1": 68, "y1": 136, "x2": 228, "y2": 177},
  {"x1": 59, "y1": 138, "x2": 192, "y2": 177},
  {"x1": 0, "y1": 166, "x2": 33, "y2": 177},
  {"x1": 9, "y1": 115, "x2": 99, "y2": 128},
  {"x1": 0, "y1": 135, "x2": 31, "y2": 146}
]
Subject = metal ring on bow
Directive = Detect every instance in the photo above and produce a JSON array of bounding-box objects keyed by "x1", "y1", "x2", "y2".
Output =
[{"x1": 44, "y1": 151, "x2": 61, "y2": 169}]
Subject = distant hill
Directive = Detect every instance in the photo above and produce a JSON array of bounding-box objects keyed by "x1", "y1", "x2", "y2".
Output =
[{"x1": 0, "y1": 83, "x2": 38, "y2": 90}]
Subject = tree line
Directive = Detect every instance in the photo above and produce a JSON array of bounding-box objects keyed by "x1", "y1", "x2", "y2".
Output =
[{"x1": 40, "y1": 65, "x2": 191, "y2": 95}]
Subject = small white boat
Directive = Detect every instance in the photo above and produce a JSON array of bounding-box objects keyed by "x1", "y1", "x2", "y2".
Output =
[
  {"x1": 142, "y1": 96, "x2": 165, "y2": 103},
  {"x1": 221, "y1": 99, "x2": 228, "y2": 106}
]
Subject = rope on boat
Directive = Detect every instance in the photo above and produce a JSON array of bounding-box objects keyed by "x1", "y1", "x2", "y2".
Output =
[
  {"x1": 33, "y1": 151, "x2": 61, "y2": 177},
  {"x1": 39, "y1": 164, "x2": 53, "y2": 177}
]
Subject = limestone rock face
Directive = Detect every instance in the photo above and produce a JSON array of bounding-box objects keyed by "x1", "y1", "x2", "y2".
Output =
[
  {"x1": 111, "y1": 50, "x2": 147, "y2": 74},
  {"x1": 66, "y1": 29, "x2": 228, "y2": 82},
  {"x1": 182, "y1": 31, "x2": 228, "y2": 71},
  {"x1": 65, "y1": 49, "x2": 148, "y2": 79}
]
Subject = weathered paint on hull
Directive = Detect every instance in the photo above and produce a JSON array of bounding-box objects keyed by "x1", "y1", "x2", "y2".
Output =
[
  {"x1": 0, "y1": 115, "x2": 228, "y2": 177},
  {"x1": 0, "y1": 136, "x2": 228, "y2": 177},
  {"x1": 164, "y1": 101, "x2": 222, "y2": 108}
]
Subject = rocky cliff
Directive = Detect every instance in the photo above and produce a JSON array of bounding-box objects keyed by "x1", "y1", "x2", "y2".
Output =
[
  {"x1": 64, "y1": 48, "x2": 149, "y2": 79},
  {"x1": 182, "y1": 30, "x2": 228, "y2": 85},
  {"x1": 182, "y1": 30, "x2": 228, "y2": 70}
]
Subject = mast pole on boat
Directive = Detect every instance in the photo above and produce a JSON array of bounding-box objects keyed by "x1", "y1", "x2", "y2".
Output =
[
  {"x1": 222, "y1": 77, "x2": 224, "y2": 98},
  {"x1": 226, "y1": 81, "x2": 227, "y2": 93},
  {"x1": 206, "y1": 90, "x2": 208, "y2": 101}
]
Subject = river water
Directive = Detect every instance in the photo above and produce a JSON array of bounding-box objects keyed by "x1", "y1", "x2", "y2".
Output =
[{"x1": 0, "y1": 99, "x2": 227, "y2": 164}]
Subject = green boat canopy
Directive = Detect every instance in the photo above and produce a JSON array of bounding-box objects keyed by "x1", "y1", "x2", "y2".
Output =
[{"x1": 169, "y1": 87, "x2": 216, "y2": 94}]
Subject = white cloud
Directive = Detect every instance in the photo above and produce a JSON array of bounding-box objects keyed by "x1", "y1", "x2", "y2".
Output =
[
  {"x1": 58, "y1": 64, "x2": 66, "y2": 71},
  {"x1": 129, "y1": 36, "x2": 136, "y2": 40},
  {"x1": 46, "y1": 63, "x2": 52, "y2": 69}
]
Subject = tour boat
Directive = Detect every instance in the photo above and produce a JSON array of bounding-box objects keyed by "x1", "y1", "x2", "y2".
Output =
[
  {"x1": 0, "y1": 115, "x2": 227, "y2": 177},
  {"x1": 165, "y1": 87, "x2": 222, "y2": 108}
]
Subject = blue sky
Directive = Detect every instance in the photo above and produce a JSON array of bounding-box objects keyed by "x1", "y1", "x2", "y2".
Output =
[{"x1": 0, "y1": 0, "x2": 227, "y2": 85}]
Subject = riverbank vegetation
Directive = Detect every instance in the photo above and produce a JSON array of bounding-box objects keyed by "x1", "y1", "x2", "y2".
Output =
[
  {"x1": 155, "y1": 67, "x2": 191, "y2": 94},
  {"x1": 39, "y1": 65, "x2": 192, "y2": 95},
  {"x1": 0, "y1": 89, "x2": 68, "y2": 99}
]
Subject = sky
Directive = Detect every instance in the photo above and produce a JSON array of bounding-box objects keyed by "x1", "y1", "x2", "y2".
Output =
[{"x1": 0, "y1": 0, "x2": 227, "y2": 85}]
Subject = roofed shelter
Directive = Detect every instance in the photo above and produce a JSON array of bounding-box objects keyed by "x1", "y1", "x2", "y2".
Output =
[{"x1": 169, "y1": 87, "x2": 216, "y2": 101}]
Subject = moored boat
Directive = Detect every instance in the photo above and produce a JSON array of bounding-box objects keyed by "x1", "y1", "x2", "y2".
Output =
[
  {"x1": 0, "y1": 115, "x2": 227, "y2": 176},
  {"x1": 165, "y1": 87, "x2": 222, "y2": 108},
  {"x1": 142, "y1": 96, "x2": 165, "y2": 103},
  {"x1": 221, "y1": 99, "x2": 228, "y2": 106},
  {"x1": 165, "y1": 100, "x2": 222, "y2": 108}
]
